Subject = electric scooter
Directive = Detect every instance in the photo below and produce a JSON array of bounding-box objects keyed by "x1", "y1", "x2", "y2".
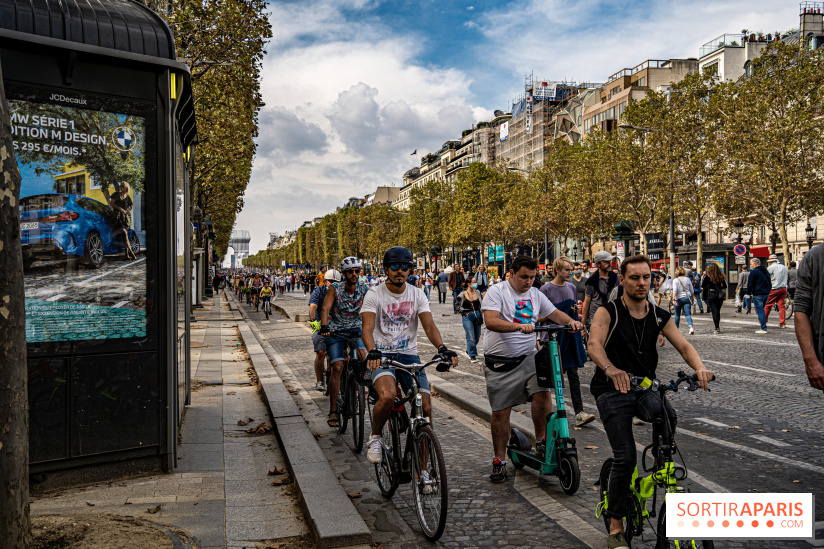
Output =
[{"x1": 507, "y1": 324, "x2": 581, "y2": 495}]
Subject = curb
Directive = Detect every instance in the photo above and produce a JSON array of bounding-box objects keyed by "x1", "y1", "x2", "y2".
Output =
[{"x1": 226, "y1": 293, "x2": 372, "y2": 549}]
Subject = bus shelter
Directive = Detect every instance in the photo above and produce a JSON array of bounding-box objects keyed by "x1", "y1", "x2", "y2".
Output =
[{"x1": 1, "y1": 0, "x2": 197, "y2": 477}]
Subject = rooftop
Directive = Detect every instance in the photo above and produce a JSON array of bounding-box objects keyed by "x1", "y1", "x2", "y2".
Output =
[
  {"x1": 606, "y1": 60, "x2": 671, "y2": 85},
  {"x1": 700, "y1": 33, "x2": 744, "y2": 58}
]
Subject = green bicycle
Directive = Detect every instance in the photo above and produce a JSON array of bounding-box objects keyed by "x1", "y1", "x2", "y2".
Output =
[{"x1": 597, "y1": 371, "x2": 715, "y2": 549}]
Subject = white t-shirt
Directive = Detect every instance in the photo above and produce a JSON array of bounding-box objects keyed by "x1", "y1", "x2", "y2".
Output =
[
  {"x1": 361, "y1": 283, "x2": 431, "y2": 355},
  {"x1": 481, "y1": 281, "x2": 557, "y2": 357}
]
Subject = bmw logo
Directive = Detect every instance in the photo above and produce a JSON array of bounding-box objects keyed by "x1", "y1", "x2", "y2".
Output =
[{"x1": 112, "y1": 126, "x2": 137, "y2": 152}]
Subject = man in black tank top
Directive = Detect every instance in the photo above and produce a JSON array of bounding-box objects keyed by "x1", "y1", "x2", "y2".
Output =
[{"x1": 587, "y1": 255, "x2": 713, "y2": 549}]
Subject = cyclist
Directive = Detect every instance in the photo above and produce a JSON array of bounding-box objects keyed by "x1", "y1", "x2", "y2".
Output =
[
  {"x1": 586, "y1": 255, "x2": 713, "y2": 549},
  {"x1": 309, "y1": 269, "x2": 342, "y2": 391},
  {"x1": 250, "y1": 273, "x2": 263, "y2": 309},
  {"x1": 259, "y1": 280, "x2": 273, "y2": 311},
  {"x1": 481, "y1": 255, "x2": 583, "y2": 483},
  {"x1": 361, "y1": 247, "x2": 459, "y2": 466},
  {"x1": 320, "y1": 257, "x2": 369, "y2": 428}
]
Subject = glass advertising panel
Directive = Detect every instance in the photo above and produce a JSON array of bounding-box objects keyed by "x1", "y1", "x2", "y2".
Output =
[{"x1": 9, "y1": 91, "x2": 151, "y2": 344}]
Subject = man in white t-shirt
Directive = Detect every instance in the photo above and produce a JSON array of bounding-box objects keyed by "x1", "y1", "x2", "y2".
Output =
[
  {"x1": 361, "y1": 247, "x2": 459, "y2": 466},
  {"x1": 482, "y1": 255, "x2": 583, "y2": 483}
]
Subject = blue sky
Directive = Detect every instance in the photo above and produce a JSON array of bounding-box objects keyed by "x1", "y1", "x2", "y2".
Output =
[{"x1": 233, "y1": 0, "x2": 799, "y2": 255}]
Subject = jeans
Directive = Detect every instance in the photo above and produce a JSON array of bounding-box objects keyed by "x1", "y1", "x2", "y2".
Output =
[
  {"x1": 707, "y1": 298, "x2": 724, "y2": 330},
  {"x1": 693, "y1": 288, "x2": 703, "y2": 312},
  {"x1": 596, "y1": 388, "x2": 677, "y2": 519},
  {"x1": 424, "y1": 285, "x2": 431, "y2": 301},
  {"x1": 764, "y1": 287, "x2": 787, "y2": 325},
  {"x1": 673, "y1": 296, "x2": 693, "y2": 328},
  {"x1": 452, "y1": 289, "x2": 461, "y2": 313},
  {"x1": 752, "y1": 294, "x2": 769, "y2": 330},
  {"x1": 566, "y1": 367, "x2": 584, "y2": 415},
  {"x1": 739, "y1": 292, "x2": 751, "y2": 313},
  {"x1": 461, "y1": 313, "x2": 482, "y2": 357}
]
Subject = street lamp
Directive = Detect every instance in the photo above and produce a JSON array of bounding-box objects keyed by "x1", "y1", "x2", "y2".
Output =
[
  {"x1": 580, "y1": 236, "x2": 589, "y2": 261},
  {"x1": 572, "y1": 243, "x2": 578, "y2": 260},
  {"x1": 806, "y1": 221, "x2": 817, "y2": 251},
  {"x1": 734, "y1": 218, "x2": 744, "y2": 244}
]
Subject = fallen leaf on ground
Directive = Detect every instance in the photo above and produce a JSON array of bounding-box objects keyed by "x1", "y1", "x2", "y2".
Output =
[
  {"x1": 227, "y1": 391, "x2": 236, "y2": 395},
  {"x1": 271, "y1": 476, "x2": 291, "y2": 486},
  {"x1": 573, "y1": 427, "x2": 582, "y2": 431},
  {"x1": 727, "y1": 426, "x2": 740, "y2": 429},
  {"x1": 246, "y1": 423, "x2": 272, "y2": 435},
  {"x1": 288, "y1": 389, "x2": 300, "y2": 395},
  {"x1": 86, "y1": 502, "x2": 95, "y2": 506},
  {"x1": 147, "y1": 505, "x2": 161, "y2": 514},
  {"x1": 585, "y1": 446, "x2": 599, "y2": 450},
  {"x1": 268, "y1": 467, "x2": 285, "y2": 476},
  {"x1": 237, "y1": 419, "x2": 249, "y2": 426},
  {"x1": 346, "y1": 490, "x2": 361, "y2": 499},
  {"x1": 782, "y1": 429, "x2": 791, "y2": 432},
  {"x1": 448, "y1": 416, "x2": 454, "y2": 419},
  {"x1": 312, "y1": 433, "x2": 329, "y2": 440},
  {"x1": 793, "y1": 480, "x2": 801, "y2": 483}
]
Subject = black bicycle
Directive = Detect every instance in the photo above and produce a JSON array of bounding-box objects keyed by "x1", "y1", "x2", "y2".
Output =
[
  {"x1": 371, "y1": 355, "x2": 450, "y2": 540},
  {"x1": 329, "y1": 329, "x2": 367, "y2": 452}
]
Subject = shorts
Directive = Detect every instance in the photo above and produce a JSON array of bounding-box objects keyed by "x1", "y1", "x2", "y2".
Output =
[
  {"x1": 311, "y1": 332, "x2": 327, "y2": 353},
  {"x1": 327, "y1": 333, "x2": 366, "y2": 364},
  {"x1": 371, "y1": 353, "x2": 431, "y2": 395},
  {"x1": 483, "y1": 350, "x2": 550, "y2": 412}
]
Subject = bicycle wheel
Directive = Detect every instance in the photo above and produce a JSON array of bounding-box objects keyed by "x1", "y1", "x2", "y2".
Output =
[
  {"x1": 656, "y1": 503, "x2": 715, "y2": 549},
  {"x1": 411, "y1": 424, "x2": 448, "y2": 540},
  {"x1": 352, "y1": 378, "x2": 365, "y2": 453},
  {"x1": 558, "y1": 454, "x2": 580, "y2": 495},
  {"x1": 375, "y1": 414, "x2": 400, "y2": 498},
  {"x1": 786, "y1": 299, "x2": 794, "y2": 319},
  {"x1": 338, "y1": 367, "x2": 349, "y2": 434}
]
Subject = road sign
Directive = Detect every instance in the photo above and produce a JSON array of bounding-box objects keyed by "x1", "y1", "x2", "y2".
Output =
[
  {"x1": 735, "y1": 255, "x2": 746, "y2": 265},
  {"x1": 734, "y1": 244, "x2": 747, "y2": 256}
]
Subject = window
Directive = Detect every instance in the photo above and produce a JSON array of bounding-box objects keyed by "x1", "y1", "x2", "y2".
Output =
[
  {"x1": 703, "y1": 61, "x2": 719, "y2": 76},
  {"x1": 635, "y1": 77, "x2": 646, "y2": 87}
]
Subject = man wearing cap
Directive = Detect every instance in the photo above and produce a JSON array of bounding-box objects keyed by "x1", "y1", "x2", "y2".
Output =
[
  {"x1": 764, "y1": 254, "x2": 789, "y2": 328},
  {"x1": 582, "y1": 251, "x2": 619, "y2": 325},
  {"x1": 748, "y1": 258, "x2": 772, "y2": 333}
]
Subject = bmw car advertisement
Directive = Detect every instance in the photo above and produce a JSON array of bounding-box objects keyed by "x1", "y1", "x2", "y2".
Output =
[{"x1": 10, "y1": 97, "x2": 147, "y2": 343}]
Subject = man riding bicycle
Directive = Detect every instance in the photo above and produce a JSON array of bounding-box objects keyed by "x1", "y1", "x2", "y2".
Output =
[
  {"x1": 361, "y1": 247, "x2": 459, "y2": 466},
  {"x1": 250, "y1": 273, "x2": 263, "y2": 309},
  {"x1": 481, "y1": 255, "x2": 584, "y2": 483},
  {"x1": 309, "y1": 269, "x2": 342, "y2": 391},
  {"x1": 587, "y1": 255, "x2": 713, "y2": 549},
  {"x1": 320, "y1": 257, "x2": 370, "y2": 428}
]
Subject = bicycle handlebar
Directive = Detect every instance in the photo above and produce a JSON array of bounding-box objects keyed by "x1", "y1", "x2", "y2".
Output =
[
  {"x1": 380, "y1": 354, "x2": 450, "y2": 372},
  {"x1": 533, "y1": 324, "x2": 574, "y2": 333},
  {"x1": 629, "y1": 371, "x2": 716, "y2": 393}
]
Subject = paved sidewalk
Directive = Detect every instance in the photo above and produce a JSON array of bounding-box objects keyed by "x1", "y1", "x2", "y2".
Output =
[{"x1": 32, "y1": 293, "x2": 309, "y2": 549}]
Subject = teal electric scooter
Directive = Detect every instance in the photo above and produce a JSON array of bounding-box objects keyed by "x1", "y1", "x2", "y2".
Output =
[{"x1": 507, "y1": 324, "x2": 581, "y2": 495}]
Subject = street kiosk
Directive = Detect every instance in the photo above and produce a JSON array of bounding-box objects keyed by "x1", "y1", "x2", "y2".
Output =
[{"x1": 1, "y1": 0, "x2": 198, "y2": 478}]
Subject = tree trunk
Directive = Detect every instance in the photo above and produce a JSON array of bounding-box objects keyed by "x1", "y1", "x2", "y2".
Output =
[
  {"x1": 779, "y1": 218, "x2": 790, "y2": 263},
  {"x1": 641, "y1": 233, "x2": 649, "y2": 256},
  {"x1": 0, "y1": 64, "x2": 31, "y2": 549},
  {"x1": 696, "y1": 214, "x2": 703, "y2": 274}
]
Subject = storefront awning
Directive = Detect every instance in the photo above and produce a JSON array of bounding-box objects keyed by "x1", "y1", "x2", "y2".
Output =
[{"x1": 750, "y1": 246, "x2": 771, "y2": 258}]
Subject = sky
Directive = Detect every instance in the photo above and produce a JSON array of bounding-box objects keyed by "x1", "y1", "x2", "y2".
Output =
[{"x1": 233, "y1": 0, "x2": 799, "y2": 255}]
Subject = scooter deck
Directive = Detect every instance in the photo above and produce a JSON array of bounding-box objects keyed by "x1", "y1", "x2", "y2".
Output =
[{"x1": 509, "y1": 448, "x2": 554, "y2": 473}]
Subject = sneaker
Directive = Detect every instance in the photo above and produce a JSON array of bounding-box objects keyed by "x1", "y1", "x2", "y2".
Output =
[
  {"x1": 779, "y1": 323, "x2": 787, "y2": 329},
  {"x1": 490, "y1": 458, "x2": 507, "y2": 482},
  {"x1": 314, "y1": 381, "x2": 324, "y2": 391},
  {"x1": 470, "y1": 357, "x2": 479, "y2": 363},
  {"x1": 688, "y1": 326, "x2": 695, "y2": 335},
  {"x1": 576, "y1": 411, "x2": 596, "y2": 426},
  {"x1": 714, "y1": 329, "x2": 720, "y2": 334},
  {"x1": 366, "y1": 435, "x2": 383, "y2": 464},
  {"x1": 755, "y1": 329, "x2": 768, "y2": 334},
  {"x1": 607, "y1": 531, "x2": 630, "y2": 549},
  {"x1": 535, "y1": 438, "x2": 546, "y2": 459},
  {"x1": 420, "y1": 470, "x2": 434, "y2": 494}
]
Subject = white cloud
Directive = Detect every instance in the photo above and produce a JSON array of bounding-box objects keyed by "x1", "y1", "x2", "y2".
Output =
[
  {"x1": 466, "y1": 5, "x2": 475, "y2": 10},
  {"x1": 464, "y1": 20, "x2": 479, "y2": 29}
]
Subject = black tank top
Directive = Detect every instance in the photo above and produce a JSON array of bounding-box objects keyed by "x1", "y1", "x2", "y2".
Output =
[{"x1": 590, "y1": 299, "x2": 671, "y2": 399}]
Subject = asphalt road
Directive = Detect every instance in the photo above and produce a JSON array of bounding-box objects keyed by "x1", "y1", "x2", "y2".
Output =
[{"x1": 236, "y1": 289, "x2": 824, "y2": 548}]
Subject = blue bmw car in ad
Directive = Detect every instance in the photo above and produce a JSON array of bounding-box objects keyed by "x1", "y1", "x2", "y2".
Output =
[{"x1": 20, "y1": 193, "x2": 140, "y2": 269}]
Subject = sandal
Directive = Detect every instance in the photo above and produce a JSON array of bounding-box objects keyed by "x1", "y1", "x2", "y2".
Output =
[{"x1": 327, "y1": 412, "x2": 340, "y2": 428}]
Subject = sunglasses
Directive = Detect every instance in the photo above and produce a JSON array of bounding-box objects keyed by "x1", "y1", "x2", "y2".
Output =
[
  {"x1": 344, "y1": 268, "x2": 361, "y2": 274},
  {"x1": 388, "y1": 264, "x2": 411, "y2": 272}
]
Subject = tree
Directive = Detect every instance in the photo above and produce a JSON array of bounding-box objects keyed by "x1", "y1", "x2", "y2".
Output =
[{"x1": 0, "y1": 64, "x2": 31, "y2": 549}]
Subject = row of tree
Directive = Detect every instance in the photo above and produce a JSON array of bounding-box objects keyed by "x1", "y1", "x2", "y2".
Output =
[{"x1": 247, "y1": 41, "x2": 824, "y2": 272}]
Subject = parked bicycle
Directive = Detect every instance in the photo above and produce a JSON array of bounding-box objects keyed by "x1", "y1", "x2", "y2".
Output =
[
  {"x1": 773, "y1": 295, "x2": 794, "y2": 319},
  {"x1": 370, "y1": 355, "x2": 450, "y2": 540},
  {"x1": 330, "y1": 329, "x2": 367, "y2": 452},
  {"x1": 596, "y1": 371, "x2": 716, "y2": 549}
]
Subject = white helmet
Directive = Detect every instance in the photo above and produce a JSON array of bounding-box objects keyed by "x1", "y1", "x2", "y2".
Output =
[
  {"x1": 339, "y1": 256, "x2": 362, "y2": 272},
  {"x1": 324, "y1": 269, "x2": 342, "y2": 282}
]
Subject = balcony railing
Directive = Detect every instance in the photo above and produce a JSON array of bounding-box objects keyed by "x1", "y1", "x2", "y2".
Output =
[
  {"x1": 606, "y1": 60, "x2": 670, "y2": 84},
  {"x1": 700, "y1": 33, "x2": 743, "y2": 58}
]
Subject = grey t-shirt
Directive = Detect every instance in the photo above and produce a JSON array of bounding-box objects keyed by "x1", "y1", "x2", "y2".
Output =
[
  {"x1": 585, "y1": 275, "x2": 609, "y2": 321},
  {"x1": 788, "y1": 268, "x2": 798, "y2": 289},
  {"x1": 571, "y1": 277, "x2": 587, "y2": 302}
]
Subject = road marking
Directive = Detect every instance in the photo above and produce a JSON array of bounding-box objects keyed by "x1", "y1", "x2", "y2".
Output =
[
  {"x1": 702, "y1": 360, "x2": 797, "y2": 377},
  {"x1": 691, "y1": 316, "x2": 793, "y2": 327},
  {"x1": 74, "y1": 257, "x2": 146, "y2": 285},
  {"x1": 112, "y1": 301, "x2": 129, "y2": 308},
  {"x1": 693, "y1": 417, "x2": 729, "y2": 428},
  {"x1": 696, "y1": 335, "x2": 797, "y2": 347},
  {"x1": 749, "y1": 434, "x2": 792, "y2": 447},
  {"x1": 46, "y1": 294, "x2": 66, "y2": 301}
]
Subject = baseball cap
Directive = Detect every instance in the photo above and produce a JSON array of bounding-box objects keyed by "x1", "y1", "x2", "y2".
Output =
[{"x1": 593, "y1": 251, "x2": 615, "y2": 263}]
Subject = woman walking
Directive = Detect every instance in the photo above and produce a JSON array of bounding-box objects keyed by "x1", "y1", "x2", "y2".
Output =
[
  {"x1": 672, "y1": 266, "x2": 695, "y2": 335},
  {"x1": 423, "y1": 269, "x2": 433, "y2": 302},
  {"x1": 702, "y1": 262, "x2": 728, "y2": 334},
  {"x1": 458, "y1": 279, "x2": 483, "y2": 363},
  {"x1": 109, "y1": 181, "x2": 136, "y2": 260}
]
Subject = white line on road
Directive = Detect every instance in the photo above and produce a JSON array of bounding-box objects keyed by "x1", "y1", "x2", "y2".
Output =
[
  {"x1": 693, "y1": 417, "x2": 730, "y2": 428},
  {"x1": 696, "y1": 335, "x2": 797, "y2": 347},
  {"x1": 112, "y1": 301, "x2": 129, "y2": 308},
  {"x1": 73, "y1": 257, "x2": 146, "y2": 286},
  {"x1": 46, "y1": 294, "x2": 66, "y2": 301},
  {"x1": 702, "y1": 360, "x2": 797, "y2": 377},
  {"x1": 749, "y1": 434, "x2": 792, "y2": 447},
  {"x1": 691, "y1": 316, "x2": 793, "y2": 328}
]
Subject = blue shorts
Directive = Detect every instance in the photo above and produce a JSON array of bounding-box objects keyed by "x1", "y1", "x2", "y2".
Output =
[
  {"x1": 371, "y1": 353, "x2": 430, "y2": 395},
  {"x1": 327, "y1": 333, "x2": 366, "y2": 364}
]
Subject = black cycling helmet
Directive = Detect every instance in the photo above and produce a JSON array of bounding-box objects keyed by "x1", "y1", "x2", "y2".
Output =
[{"x1": 382, "y1": 246, "x2": 414, "y2": 267}]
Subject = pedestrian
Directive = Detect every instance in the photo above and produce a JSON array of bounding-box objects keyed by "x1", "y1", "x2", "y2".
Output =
[
  {"x1": 437, "y1": 269, "x2": 449, "y2": 303},
  {"x1": 737, "y1": 265, "x2": 751, "y2": 314},
  {"x1": 788, "y1": 261, "x2": 798, "y2": 300},
  {"x1": 764, "y1": 254, "x2": 789, "y2": 328},
  {"x1": 672, "y1": 266, "x2": 695, "y2": 335},
  {"x1": 458, "y1": 279, "x2": 483, "y2": 363},
  {"x1": 476, "y1": 264, "x2": 490, "y2": 296},
  {"x1": 702, "y1": 262, "x2": 728, "y2": 334},
  {"x1": 423, "y1": 268, "x2": 433, "y2": 301},
  {"x1": 581, "y1": 251, "x2": 619, "y2": 325},
  {"x1": 686, "y1": 262, "x2": 704, "y2": 314},
  {"x1": 449, "y1": 264, "x2": 464, "y2": 314},
  {"x1": 571, "y1": 266, "x2": 587, "y2": 304},
  {"x1": 794, "y1": 244, "x2": 824, "y2": 390},
  {"x1": 748, "y1": 258, "x2": 772, "y2": 333},
  {"x1": 540, "y1": 257, "x2": 595, "y2": 426}
]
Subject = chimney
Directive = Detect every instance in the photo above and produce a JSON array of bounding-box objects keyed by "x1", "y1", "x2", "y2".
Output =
[{"x1": 801, "y1": 2, "x2": 824, "y2": 38}]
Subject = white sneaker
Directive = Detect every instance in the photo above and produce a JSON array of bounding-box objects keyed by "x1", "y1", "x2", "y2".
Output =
[
  {"x1": 688, "y1": 326, "x2": 694, "y2": 335},
  {"x1": 420, "y1": 470, "x2": 434, "y2": 494},
  {"x1": 755, "y1": 330, "x2": 768, "y2": 334},
  {"x1": 575, "y1": 411, "x2": 595, "y2": 426},
  {"x1": 366, "y1": 435, "x2": 383, "y2": 464}
]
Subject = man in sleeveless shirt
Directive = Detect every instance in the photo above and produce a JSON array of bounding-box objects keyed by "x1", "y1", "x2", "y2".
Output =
[{"x1": 587, "y1": 255, "x2": 713, "y2": 549}]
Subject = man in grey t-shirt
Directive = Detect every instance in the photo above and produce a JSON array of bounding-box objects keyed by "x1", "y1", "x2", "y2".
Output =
[{"x1": 582, "y1": 251, "x2": 619, "y2": 324}]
